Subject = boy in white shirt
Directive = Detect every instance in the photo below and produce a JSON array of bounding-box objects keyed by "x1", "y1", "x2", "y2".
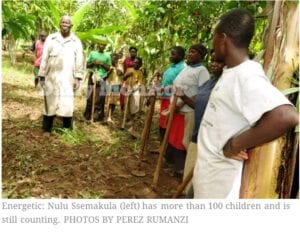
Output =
[{"x1": 193, "y1": 8, "x2": 299, "y2": 198}]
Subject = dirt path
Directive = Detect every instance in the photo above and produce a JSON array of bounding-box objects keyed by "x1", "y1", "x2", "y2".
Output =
[{"x1": 2, "y1": 54, "x2": 181, "y2": 199}]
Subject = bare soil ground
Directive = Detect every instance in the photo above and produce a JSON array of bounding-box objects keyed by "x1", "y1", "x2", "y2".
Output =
[{"x1": 2, "y1": 53, "x2": 181, "y2": 199}]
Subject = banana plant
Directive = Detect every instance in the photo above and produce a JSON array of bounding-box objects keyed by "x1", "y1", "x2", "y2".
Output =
[
  {"x1": 2, "y1": 2, "x2": 36, "y2": 64},
  {"x1": 76, "y1": 26, "x2": 126, "y2": 44},
  {"x1": 71, "y1": 1, "x2": 92, "y2": 33},
  {"x1": 240, "y1": 1, "x2": 299, "y2": 199},
  {"x1": 70, "y1": 1, "x2": 130, "y2": 46},
  {"x1": 282, "y1": 72, "x2": 299, "y2": 133}
]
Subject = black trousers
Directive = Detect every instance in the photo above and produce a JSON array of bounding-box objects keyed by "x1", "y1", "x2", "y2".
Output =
[
  {"x1": 159, "y1": 126, "x2": 166, "y2": 143},
  {"x1": 42, "y1": 115, "x2": 73, "y2": 132},
  {"x1": 165, "y1": 143, "x2": 187, "y2": 173}
]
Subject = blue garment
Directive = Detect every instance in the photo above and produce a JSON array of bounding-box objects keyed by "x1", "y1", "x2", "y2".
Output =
[
  {"x1": 191, "y1": 77, "x2": 219, "y2": 143},
  {"x1": 161, "y1": 61, "x2": 185, "y2": 97},
  {"x1": 189, "y1": 63, "x2": 203, "y2": 68}
]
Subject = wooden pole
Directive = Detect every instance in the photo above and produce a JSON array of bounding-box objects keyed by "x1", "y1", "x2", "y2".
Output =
[
  {"x1": 172, "y1": 168, "x2": 193, "y2": 198},
  {"x1": 90, "y1": 71, "x2": 97, "y2": 123},
  {"x1": 151, "y1": 95, "x2": 178, "y2": 190},
  {"x1": 139, "y1": 95, "x2": 156, "y2": 157},
  {"x1": 106, "y1": 91, "x2": 112, "y2": 121},
  {"x1": 121, "y1": 88, "x2": 130, "y2": 129},
  {"x1": 43, "y1": 85, "x2": 48, "y2": 115}
]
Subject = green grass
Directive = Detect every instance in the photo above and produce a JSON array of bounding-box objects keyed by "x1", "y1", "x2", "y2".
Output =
[
  {"x1": 97, "y1": 129, "x2": 135, "y2": 156},
  {"x1": 2, "y1": 56, "x2": 35, "y2": 104},
  {"x1": 97, "y1": 133, "x2": 124, "y2": 156},
  {"x1": 54, "y1": 128, "x2": 88, "y2": 145},
  {"x1": 2, "y1": 53, "x2": 34, "y2": 75}
]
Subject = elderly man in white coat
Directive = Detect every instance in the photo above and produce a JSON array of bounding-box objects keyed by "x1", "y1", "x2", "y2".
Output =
[{"x1": 38, "y1": 16, "x2": 84, "y2": 133}]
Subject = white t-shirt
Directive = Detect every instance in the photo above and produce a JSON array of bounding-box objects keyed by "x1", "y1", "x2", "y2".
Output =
[
  {"x1": 173, "y1": 65, "x2": 209, "y2": 112},
  {"x1": 193, "y1": 60, "x2": 292, "y2": 199}
]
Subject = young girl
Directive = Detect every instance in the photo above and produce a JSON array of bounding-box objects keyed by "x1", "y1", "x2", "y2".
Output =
[{"x1": 166, "y1": 43, "x2": 210, "y2": 177}]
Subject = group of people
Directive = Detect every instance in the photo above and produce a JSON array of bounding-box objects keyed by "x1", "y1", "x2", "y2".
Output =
[
  {"x1": 34, "y1": 9, "x2": 298, "y2": 199},
  {"x1": 33, "y1": 16, "x2": 146, "y2": 134},
  {"x1": 81, "y1": 44, "x2": 146, "y2": 137},
  {"x1": 163, "y1": 8, "x2": 298, "y2": 199}
]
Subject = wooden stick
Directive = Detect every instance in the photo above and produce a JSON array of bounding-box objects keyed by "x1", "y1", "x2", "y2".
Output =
[
  {"x1": 172, "y1": 168, "x2": 193, "y2": 198},
  {"x1": 151, "y1": 95, "x2": 178, "y2": 190},
  {"x1": 90, "y1": 71, "x2": 97, "y2": 123},
  {"x1": 43, "y1": 85, "x2": 48, "y2": 115},
  {"x1": 121, "y1": 87, "x2": 130, "y2": 129},
  {"x1": 106, "y1": 90, "x2": 112, "y2": 120},
  {"x1": 139, "y1": 95, "x2": 156, "y2": 157}
]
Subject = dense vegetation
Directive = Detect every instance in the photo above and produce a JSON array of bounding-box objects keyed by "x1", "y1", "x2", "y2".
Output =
[
  {"x1": 2, "y1": 0, "x2": 268, "y2": 74},
  {"x1": 2, "y1": 0, "x2": 299, "y2": 198}
]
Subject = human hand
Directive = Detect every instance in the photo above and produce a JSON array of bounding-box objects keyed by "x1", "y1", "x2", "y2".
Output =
[
  {"x1": 148, "y1": 87, "x2": 156, "y2": 96},
  {"x1": 94, "y1": 61, "x2": 104, "y2": 67},
  {"x1": 127, "y1": 71, "x2": 133, "y2": 77},
  {"x1": 116, "y1": 69, "x2": 123, "y2": 76},
  {"x1": 138, "y1": 84, "x2": 142, "y2": 91},
  {"x1": 73, "y1": 78, "x2": 80, "y2": 91},
  {"x1": 223, "y1": 138, "x2": 248, "y2": 161},
  {"x1": 120, "y1": 86, "x2": 127, "y2": 95},
  {"x1": 126, "y1": 88, "x2": 133, "y2": 95},
  {"x1": 163, "y1": 85, "x2": 174, "y2": 95},
  {"x1": 155, "y1": 86, "x2": 163, "y2": 95},
  {"x1": 39, "y1": 76, "x2": 45, "y2": 88},
  {"x1": 226, "y1": 150, "x2": 248, "y2": 161},
  {"x1": 175, "y1": 86, "x2": 184, "y2": 97}
]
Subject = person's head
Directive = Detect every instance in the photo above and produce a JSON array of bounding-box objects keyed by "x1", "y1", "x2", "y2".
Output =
[
  {"x1": 169, "y1": 46, "x2": 185, "y2": 64},
  {"x1": 60, "y1": 16, "x2": 72, "y2": 37},
  {"x1": 129, "y1": 46, "x2": 138, "y2": 59},
  {"x1": 210, "y1": 51, "x2": 225, "y2": 77},
  {"x1": 154, "y1": 70, "x2": 161, "y2": 77},
  {"x1": 133, "y1": 57, "x2": 142, "y2": 70},
  {"x1": 39, "y1": 31, "x2": 47, "y2": 42},
  {"x1": 155, "y1": 71, "x2": 162, "y2": 82},
  {"x1": 111, "y1": 53, "x2": 119, "y2": 66},
  {"x1": 117, "y1": 50, "x2": 123, "y2": 59},
  {"x1": 187, "y1": 43, "x2": 207, "y2": 65},
  {"x1": 97, "y1": 43, "x2": 107, "y2": 53},
  {"x1": 213, "y1": 8, "x2": 254, "y2": 62}
]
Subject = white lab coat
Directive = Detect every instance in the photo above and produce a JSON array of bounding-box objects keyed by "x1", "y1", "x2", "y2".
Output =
[{"x1": 38, "y1": 32, "x2": 83, "y2": 117}]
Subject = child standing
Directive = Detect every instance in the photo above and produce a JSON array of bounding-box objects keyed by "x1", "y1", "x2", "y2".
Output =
[
  {"x1": 193, "y1": 9, "x2": 299, "y2": 198},
  {"x1": 123, "y1": 57, "x2": 145, "y2": 137}
]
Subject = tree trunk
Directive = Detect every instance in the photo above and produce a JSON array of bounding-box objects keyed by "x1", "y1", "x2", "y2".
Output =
[
  {"x1": 8, "y1": 34, "x2": 17, "y2": 65},
  {"x1": 263, "y1": 0, "x2": 281, "y2": 73},
  {"x1": 240, "y1": 1, "x2": 299, "y2": 199},
  {"x1": 284, "y1": 135, "x2": 299, "y2": 198}
]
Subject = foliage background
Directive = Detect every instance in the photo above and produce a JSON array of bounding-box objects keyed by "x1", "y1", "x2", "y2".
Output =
[{"x1": 2, "y1": 0, "x2": 269, "y2": 77}]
